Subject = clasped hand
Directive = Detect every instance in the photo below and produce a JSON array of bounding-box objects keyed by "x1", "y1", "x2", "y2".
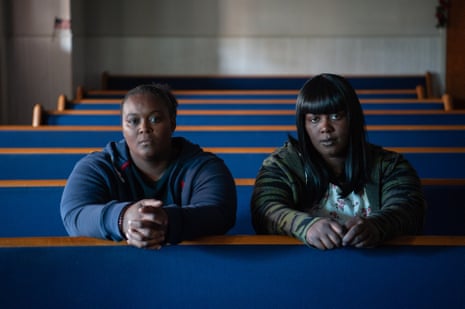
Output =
[
  {"x1": 306, "y1": 217, "x2": 381, "y2": 250},
  {"x1": 122, "y1": 199, "x2": 168, "y2": 249}
]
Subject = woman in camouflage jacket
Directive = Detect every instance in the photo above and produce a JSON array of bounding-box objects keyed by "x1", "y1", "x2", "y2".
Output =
[{"x1": 251, "y1": 74, "x2": 426, "y2": 250}]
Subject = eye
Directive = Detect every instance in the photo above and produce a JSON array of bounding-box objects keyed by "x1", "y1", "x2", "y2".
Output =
[
  {"x1": 330, "y1": 114, "x2": 340, "y2": 120},
  {"x1": 330, "y1": 112, "x2": 345, "y2": 120},
  {"x1": 307, "y1": 115, "x2": 319, "y2": 123},
  {"x1": 149, "y1": 115, "x2": 160, "y2": 124},
  {"x1": 126, "y1": 116, "x2": 140, "y2": 127}
]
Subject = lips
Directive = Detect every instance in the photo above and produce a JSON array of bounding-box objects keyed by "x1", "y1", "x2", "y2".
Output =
[
  {"x1": 320, "y1": 138, "x2": 336, "y2": 146},
  {"x1": 139, "y1": 139, "x2": 154, "y2": 146}
]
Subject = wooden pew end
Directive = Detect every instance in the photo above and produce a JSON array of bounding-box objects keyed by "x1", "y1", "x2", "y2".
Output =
[
  {"x1": 425, "y1": 71, "x2": 434, "y2": 98},
  {"x1": 443, "y1": 93, "x2": 454, "y2": 111},
  {"x1": 32, "y1": 104, "x2": 43, "y2": 127},
  {"x1": 416, "y1": 85, "x2": 425, "y2": 99},
  {"x1": 57, "y1": 94, "x2": 67, "y2": 111},
  {"x1": 76, "y1": 86, "x2": 85, "y2": 100}
]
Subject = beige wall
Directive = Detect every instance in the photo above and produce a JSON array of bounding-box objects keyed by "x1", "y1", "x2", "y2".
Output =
[
  {"x1": 2, "y1": 0, "x2": 446, "y2": 124},
  {"x1": 5, "y1": 0, "x2": 71, "y2": 124},
  {"x1": 0, "y1": 0, "x2": 7, "y2": 123},
  {"x1": 72, "y1": 0, "x2": 444, "y2": 92}
]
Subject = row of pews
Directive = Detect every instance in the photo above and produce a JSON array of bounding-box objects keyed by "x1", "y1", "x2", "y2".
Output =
[
  {"x1": 1, "y1": 72, "x2": 464, "y2": 308},
  {"x1": 1, "y1": 72, "x2": 464, "y2": 237}
]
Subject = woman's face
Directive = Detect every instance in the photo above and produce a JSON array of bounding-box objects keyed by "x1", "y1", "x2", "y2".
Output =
[
  {"x1": 122, "y1": 93, "x2": 175, "y2": 162},
  {"x1": 305, "y1": 111, "x2": 350, "y2": 161}
]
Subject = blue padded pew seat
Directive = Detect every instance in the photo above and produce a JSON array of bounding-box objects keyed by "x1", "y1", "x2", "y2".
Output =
[
  {"x1": 2, "y1": 125, "x2": 465, "y2": 147},
  {"x1": 1, "y1": 235, "x2": 464, "y2": 309},
  {"x1": 80, "y1": 88, "x2": 419, "y2": 100},
  {"x1": 2, "y1": 147, "x2": 465, "y2": 180},
  {"x1": 101, "y1": 73, "x2": 427, "y2": 91},
  {"x1": 81, "y1": 91, "x2": 418, "y2": 100},
  {"x1": 102, "y1": 74, "x2": 313, "y2": 90},
  {"x1": 0, "y1": 179, "x2": 255, "y2": 237},
  {"x1": 174, "y1": 91, "x2": 419, "y2": 100},
  {"x1": 66, "y1": 99, "x2": 444, "y2": 111},
  {"x1": 0, "y1": 181, "x2": 68, "y2": 237},
  {"x1": 1, "y1": 148, "x2": 464, "y2": 236},
  {"x1": 174, "y1": 93, "x2": 299, "y2": 100},
  {"x1": 0, "y1": 151, "x2": 91, "y2": 180},
  {"x1": 1, "y1": 179, "x2": 465, "y2": 237},
  {"x1": 41, "y1": 110, "x2": 465, "y2": 126},
  {"x1": 0, "y1": 126, "x2": 124, "y2": 147},
  {"x1": 179, "y1": 99, "x2": 446, "y2": 111},
  {"x1": 422, "y1": 180, "x2": 465, "y2": 235},
  {"x1": 68, "y1": 101, "x2": 296, "y2": 111},
  {"x1": 67, "y1": 101, "x2": 445, "y2": 111}
]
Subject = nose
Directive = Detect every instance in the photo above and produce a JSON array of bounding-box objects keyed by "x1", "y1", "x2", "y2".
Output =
[
  {"x1": 138, "y1": 119, "x2": 153, "y2": 134},
  {"x1": 319, "y1": 116, "x2": 333, "y2": 133}
]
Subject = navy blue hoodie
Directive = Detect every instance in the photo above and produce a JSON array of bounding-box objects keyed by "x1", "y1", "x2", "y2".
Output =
[{"x1": 60, "y1": 137, "x2": 237, "y2": 243}]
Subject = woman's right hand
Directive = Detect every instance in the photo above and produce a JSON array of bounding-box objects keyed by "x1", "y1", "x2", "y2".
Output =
[
  {"x1": 121, "y1": 199, "x2": 168, "y2": 249},
  {"x1": 305, "y1": 218, "x2": 346, "y2": 250}
]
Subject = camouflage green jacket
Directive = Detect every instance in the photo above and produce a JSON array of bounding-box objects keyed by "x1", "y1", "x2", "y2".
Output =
[{"x1": 251, "y1": 141, "x2": 426, "y2": 245}]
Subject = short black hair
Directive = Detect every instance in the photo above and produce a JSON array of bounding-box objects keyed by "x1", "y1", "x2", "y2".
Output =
[{"x1": 122, "y1": 83, "x2": 178, "y2": 118}]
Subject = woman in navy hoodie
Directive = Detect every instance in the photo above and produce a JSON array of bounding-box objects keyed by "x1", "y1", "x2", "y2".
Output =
[{"x1": 61, "y1": 84, "x2": 237, "y2": 249}]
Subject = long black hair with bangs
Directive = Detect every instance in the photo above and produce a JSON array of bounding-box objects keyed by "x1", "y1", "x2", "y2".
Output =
[{"x1": 292, "y1": 73, "x2": 372, "y2": 204}]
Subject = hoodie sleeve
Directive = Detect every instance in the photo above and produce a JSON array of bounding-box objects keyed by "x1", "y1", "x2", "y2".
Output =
[
  {"x1": 162, "y1": 155, "x2": 237, "y2": 244},
  {"x1": 251, "y1": 149, "x2": 320, "y2": 245},
  {"x1": 367, "y1": 151, "x2": 426, "y2": 240},
  {"x1": 60, "y1": 153, "x2": 130, "y2": 241}
]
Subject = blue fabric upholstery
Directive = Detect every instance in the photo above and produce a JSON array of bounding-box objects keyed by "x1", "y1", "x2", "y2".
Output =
[
  {"x1": 67, "y1": 101, "x2": 444, "y2": 111},
  {"x1": 1, "y1": 128, "x2": 464, "y2": 147},
  {"x1": 2, "y1": 151, "x2": 465, "y2": 180},
  {"x1": 1, "y1": 242, "x2": 463, "y2": 308},
  {"x1": 1, "y1": 182, "x2": 464, "y2": 237},
  {"x1": 102, "y1": 75, "x2": 427, "y2": 90},
  {"x1": 44, "y1": 112, "x2": 465, "y2": 126}
]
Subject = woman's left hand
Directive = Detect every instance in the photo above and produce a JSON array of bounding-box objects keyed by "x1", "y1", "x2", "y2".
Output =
[
  {"x1": 124, "y1": 199, "x2": 168, "y2": 249},
  {"x1": 342, "y1": 216, "x2": 381, "y2": 248}
]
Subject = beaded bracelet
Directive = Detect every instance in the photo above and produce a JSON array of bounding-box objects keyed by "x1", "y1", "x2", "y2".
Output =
[{"x1": 118, "y1": 205, "x2": 130, "y2": 239}]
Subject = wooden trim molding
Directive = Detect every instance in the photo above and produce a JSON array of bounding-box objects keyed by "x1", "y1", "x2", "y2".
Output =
[{"x1": 0, "y1": 235, "x2": 464, "y2": 248}]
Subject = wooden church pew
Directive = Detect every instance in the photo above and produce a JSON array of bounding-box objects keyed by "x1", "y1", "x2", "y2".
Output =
[
  {"x1": 1, "y1": 178, "x2": 464, "y2": 237},
  {"x1": 99, "y1": 72, "x2": 431, "y2": 93},
  {"x1": 76, "y1": 87, "x2": 421, "y2": 100},
  {"x1": 1, "y1": 147, "x2": 465, "y2": 180},
  {"x1": 61, "y1": 97, "x2": 446, "y2": 111},
  {"x1": 2, "y1": 125, "x2": 465, "y2": 148},
  {"x1": 36, "y1": 108, "x2": 465, "y2": 126},
  {"x1": 0, "y1": 234, "x2": 464, "y2": 309}
]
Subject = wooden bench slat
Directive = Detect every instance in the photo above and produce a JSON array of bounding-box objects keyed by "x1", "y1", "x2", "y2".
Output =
[
  {"x1": 47, "y1": 108, "x2": 464, "y2": 116},
  {"x1": 2, "y1": 146, "x2": 465, "y2": 154},
  {"x1": 83, "y1": 88, "x2": 418, "y2": 96},
  {"x1": 1, "y1": 235, "x2": 465, "y2": 248},
  {"x1": 3, "y1": 124, "x2": 465, "y2": 131},
  {"x1": 70, "y1": 98, "x2": 443, "y2": 105},
  {"x1": 1, "y1": 178, "x2": 464, "y2": 188}
]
